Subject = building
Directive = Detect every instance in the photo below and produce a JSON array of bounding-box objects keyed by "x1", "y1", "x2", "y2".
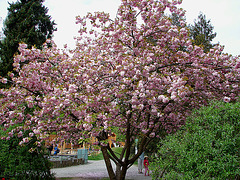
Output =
[{"x1": 45, "y1": 132, "x2": 123, "y2": 155}]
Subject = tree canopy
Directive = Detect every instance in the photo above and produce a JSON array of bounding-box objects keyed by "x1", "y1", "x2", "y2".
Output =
[
  {"x1": 189, "y1": 12, "x2": 217, "y2": 52},
  {"x1": 0, "y1": 0, "x2": 239, "y2": 179},
  {"x1": 0, "y1": 0, "x2": 56, "y2": 78},
  {"x1": 151, "y1": 100, "x2": 240, "y2": 179}
]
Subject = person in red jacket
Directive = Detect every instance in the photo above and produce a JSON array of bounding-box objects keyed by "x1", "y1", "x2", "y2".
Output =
[{"x1": 143, "y1": 156, "x2": 150, "y2": 176}]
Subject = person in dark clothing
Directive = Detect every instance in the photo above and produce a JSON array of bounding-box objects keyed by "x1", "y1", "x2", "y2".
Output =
[{"x1": 47, "y1": 142, "x2": 53, "y2": 156}]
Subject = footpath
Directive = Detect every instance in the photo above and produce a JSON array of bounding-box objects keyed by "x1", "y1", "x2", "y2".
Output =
[{"x1": 51, "y1": 160, "x2": 152, "y2": 180}]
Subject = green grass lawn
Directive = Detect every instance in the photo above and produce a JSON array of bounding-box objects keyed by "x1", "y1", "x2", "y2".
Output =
[
  {"x1": 88, "y1": 147, "x2": 138, "y2": 165},
  {"x1": 88, "y1": 147, "x2": 125, "y2": 160},
  {"x1": 88, "y1": 150, "x2": 104, "y2": 160}
]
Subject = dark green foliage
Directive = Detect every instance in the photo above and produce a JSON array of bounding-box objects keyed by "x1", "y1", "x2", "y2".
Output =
[
  {"x1": 168, "y1": 12, "x2": 216, "y2": 53},
  {"x1": 170, "y1": 13, "x2": 186, "y2": 28},
  {"x1": 139, "y1": 129, "x2": 167, "y2": 156},
  {"x1": 0, "y1": 0, "x2": 56, "y2": 78},
  {"x1": 150, "y1": 101, "x2": 240, "y2": 180},
  {"x1": 189, "y1": 13, "x2": 217, "y2": 53},
  {"x1": 0, "y1": 129, "x2": 55, "y2": 180}
]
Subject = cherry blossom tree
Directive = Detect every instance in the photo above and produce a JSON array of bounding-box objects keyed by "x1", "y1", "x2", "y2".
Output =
[{"x1": 0, "y1": 0, "x2": 240, "y2": 179}]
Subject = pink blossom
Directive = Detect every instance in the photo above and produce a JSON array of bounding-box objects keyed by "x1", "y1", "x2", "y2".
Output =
[
  {"x1": 33, "y1": 129, "x2": 40, "y2": 135},
  {"x1": 46, "y1": 39, "x2": 51, "y2": 44},
  {"x1": 18, "y1": 43, "x2": 28, "y2": 50},
  {"x1": 1, "y1": 78, "x2": 7, "y2": 84},
  {"x1": 19, "y1": 141, "x2": 23, "y2": 146},
  {"x1": 158, "y1": 95, "x2": 169, "y2": 103},
  {"x1": 150, "y1": 132, "x2": 155, "y2": 137},
  {"x1": 0, "y1": 1, "x2": 239, "y2": 179},
  {"x1": 18, "y1": 131, "x2": 23, "y2": 138},
  {"x1": 8, "y1": 131, "x2": 13, "y2": 137},
  {"x1": 69, "y1": 84, "x2": 78, "y2": 93},
  {"x1": 142, "y1": 129, "x2": 148, "y2": 134},
  {"x1": 120, "y1": 71, "x2": 125, "y2": 76},
  {"x1": 223, "y1": 96, "x2": 231, "y2": 103},
  {"x1": 22, "y1": 137, "x2": 29, "y2": 143}
]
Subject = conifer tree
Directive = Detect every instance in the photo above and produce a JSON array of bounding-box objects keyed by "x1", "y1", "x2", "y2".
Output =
[
  {"x1": 0, "y1": 0, "x2": 56, "y2": 78},
  {"x1": 189, "y1": 13, "x2": 216, "y2": 52}
]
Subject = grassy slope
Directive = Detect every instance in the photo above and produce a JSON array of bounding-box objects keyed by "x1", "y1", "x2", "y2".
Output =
[{"x1": 88, "y1": 147, "x2": 124, "y2": 160}]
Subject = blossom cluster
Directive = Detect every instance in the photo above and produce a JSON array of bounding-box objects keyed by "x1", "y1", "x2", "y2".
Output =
[{"x1": 0, "y1": 0, "x2": 239, "y2": 146}]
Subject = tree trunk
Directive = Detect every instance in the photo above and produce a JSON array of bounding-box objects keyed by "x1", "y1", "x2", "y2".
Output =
[
  {"x1": 115, "y1": 163, "x2": 121, "y2": 179},
  {"x1": 119, "y1": 164, "x2": 128, "y2": 180},
  {"x1": 115, "y1": 163, "x2": 129, "y2": 180},
  {"x1": 102, "y1": 147, "x2": 129, "y2": 180},
  {"x1": 101, "y1": 146, "x2": 116, "y2": 180}
]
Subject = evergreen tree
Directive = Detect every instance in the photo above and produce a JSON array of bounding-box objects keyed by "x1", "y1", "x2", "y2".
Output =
[
  {"x1": 0, "y1": 0, "x2": 56, "y2": 78},
  {"x1": 0, "y1": 17, "x2": 3, "y2": 41},
  {"x1": 189, "y1": 13, "x2": 216, "y2": 53},
  {"x1": 169, "y1": 12, "x2": 186, "y2": 28}
]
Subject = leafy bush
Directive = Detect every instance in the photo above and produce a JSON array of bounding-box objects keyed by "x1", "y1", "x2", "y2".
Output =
[
  {"x1": 0, "y1": 129, "x2": 55, "y2": 180},
  {"x1": 150, "y1": 101, "x2": 240, "y2": 180}
]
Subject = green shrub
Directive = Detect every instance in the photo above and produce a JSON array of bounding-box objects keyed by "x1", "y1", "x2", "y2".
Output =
[
  {"x1": 0, "y1": 129, "x2": 55, "y2": 180},
  {"x1": 150, "y1": 101, "x2": 240, "y2": 180}
]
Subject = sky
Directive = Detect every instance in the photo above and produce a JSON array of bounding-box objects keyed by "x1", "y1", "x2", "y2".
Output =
[{"x1": 0, "y1": 0, "x2": 240, "y2": 56}]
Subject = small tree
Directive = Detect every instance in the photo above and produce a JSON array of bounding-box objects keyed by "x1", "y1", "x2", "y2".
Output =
[
  {"x1": 0, "y1": 128, "x2": 55, "y2": 179},
  {"x1": 150, "y1": 101, "x2": 240, "y2": 179},
  {"x1": 189, "y1": 13, "x2": 217, "y2": 53},
  {"x1": 0, "y1": 0, "x2": 56, "y2": 78},
  {"x1": 0, "y1": 0, "x2": 239, "y2": 179}
]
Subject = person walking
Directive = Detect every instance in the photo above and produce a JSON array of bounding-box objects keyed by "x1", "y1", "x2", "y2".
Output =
[
  {"x1": 143, "y1": 156, "x2": 150, "y2": 176},
  {"x1": 138, "y1": 152, "x2": 144, "y2": 174}
]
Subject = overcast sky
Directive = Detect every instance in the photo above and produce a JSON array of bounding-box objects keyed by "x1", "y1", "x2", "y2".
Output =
[{"x1": 0, "y1": 0, "x2": 239, "y2": 56}]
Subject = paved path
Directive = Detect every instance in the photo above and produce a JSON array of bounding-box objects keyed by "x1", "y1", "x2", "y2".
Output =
[{"x1": 51, "y1": 160, "x2": 152, "y2": 180}]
